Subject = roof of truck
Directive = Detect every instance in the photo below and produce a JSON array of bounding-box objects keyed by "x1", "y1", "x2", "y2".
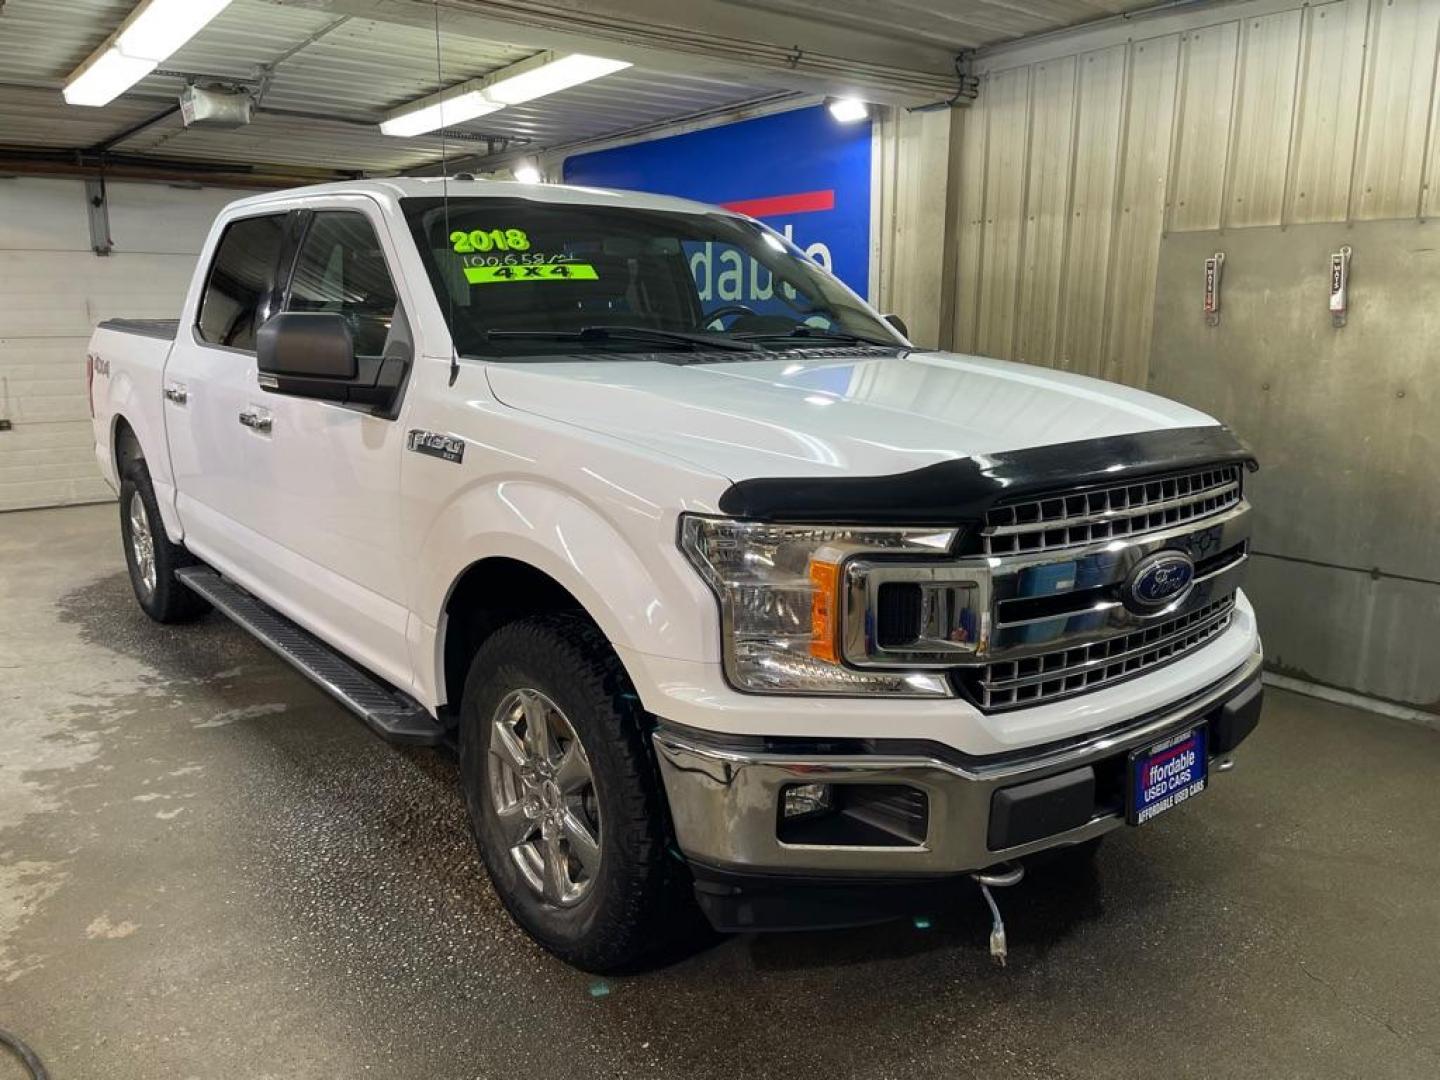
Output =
[{"x1": 223, "y1": 177, "x2": 736, "y2": 217}]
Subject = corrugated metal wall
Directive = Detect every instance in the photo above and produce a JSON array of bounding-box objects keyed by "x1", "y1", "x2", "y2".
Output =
[
  {"x1": 0, "y1": 178, "x2": 244, "y2": 511},
  {"x1": 873, "y1": 106, "x2": 953, "y2": 346},
  {"x1": 947, "y1": 0, "x2": 1440, "y2": 708},
  {"x1": 949, "y1": 0, "x2": 1440, "y2": 384}
]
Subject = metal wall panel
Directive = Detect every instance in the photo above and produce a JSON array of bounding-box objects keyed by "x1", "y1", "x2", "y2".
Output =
[
  {"x1": 1015, "y1": 55, "x2": 1078, "y2": 365},
  {"x1": 950, "y1": 104, "x2": 989, "y2": 352},
  {"x1": 1223, "y1": 8, "x2": 1303, "y2": 227},
  {"x1": 1103, "y1": 34, "x2": 1180, "y2": 387},
  {"x1": 873, "y1": 107, "x2": 953, "y2": 347},
  {"x1": 939, "y1": 0, "x2": 1440, "y2": 704},
  {"x1": 1286, "y1": 0, "x2": 1369, "y2": 224},
  {"x1": 975, "y1": 67, "x2": 1032, "y2": 359},
  {"x1": 1055, "y1": 45, "x2": 1127, "y2": 376},
  {"x1": 949, "y1": 0, "x2": 1440, "y2": 383},
  {"x1": 1351, "y1": 0, "x2": 1440, "y2": 219},
  {"x1": 1150, "y1": 220, "x2": 1440, "y2": 707},
  {"x1": 1168, "y1": 21, "x2": 1240, "y2": 233}
]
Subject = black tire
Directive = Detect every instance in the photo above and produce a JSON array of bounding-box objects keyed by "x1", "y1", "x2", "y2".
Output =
[
  {"x1": 118, "y1": 460, "x2": 210, "y2": 624},
  {"x1": 458, "y1": 613, "x2": 701, "y2": 972}
]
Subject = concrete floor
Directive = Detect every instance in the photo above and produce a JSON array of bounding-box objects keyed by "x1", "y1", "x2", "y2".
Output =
[{"x1": 2, "y1": 504, "x2": 1438, "y2": 1080}]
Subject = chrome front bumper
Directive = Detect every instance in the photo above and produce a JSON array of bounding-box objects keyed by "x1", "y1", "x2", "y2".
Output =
[{"x1": 653, "y1": 646, "x2": 1263, "y2": 877}]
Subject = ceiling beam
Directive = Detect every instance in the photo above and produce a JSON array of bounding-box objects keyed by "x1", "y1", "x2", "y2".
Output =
[
  {"x1": 0, "y1": 147, "x2": 349, "y2": 188},
  {"x1": 273, "y1": 0, "x2": 963, "y2": 104}
]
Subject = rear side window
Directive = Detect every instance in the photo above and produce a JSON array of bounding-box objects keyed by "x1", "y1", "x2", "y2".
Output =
[
  {"x1": 284, "y1": 212, "x2": 399, "y2": 358},
  {"x1": 196, "y1": 213, "x2": 286, "y2": 350}
]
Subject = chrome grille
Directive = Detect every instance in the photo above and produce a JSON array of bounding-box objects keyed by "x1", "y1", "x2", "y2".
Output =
[
  {"x1": 981, "y1": 464, "x2": 1243, "y2": 556},
  {"x1": 963, "y1": 596, "x2": 1237, "y2": 711}
]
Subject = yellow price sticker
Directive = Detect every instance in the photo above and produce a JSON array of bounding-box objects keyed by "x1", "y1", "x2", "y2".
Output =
[{"x1": 464, "y1": 262, "x2": 599, "y2": 285}]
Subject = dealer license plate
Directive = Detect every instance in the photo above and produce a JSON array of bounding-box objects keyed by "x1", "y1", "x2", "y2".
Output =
[{"x1": 1128, "y1": 726, "x2": 1208, "y2": 825}]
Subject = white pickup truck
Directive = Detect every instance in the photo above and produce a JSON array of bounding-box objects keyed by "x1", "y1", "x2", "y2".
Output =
[{"x1": 87, "y1": 177, "x2": 1262, "y2": 971}]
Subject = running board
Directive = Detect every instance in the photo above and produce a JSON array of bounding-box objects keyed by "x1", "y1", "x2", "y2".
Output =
[{"x1": 176, "y1": 567, "x2": 444, "y2": 746}]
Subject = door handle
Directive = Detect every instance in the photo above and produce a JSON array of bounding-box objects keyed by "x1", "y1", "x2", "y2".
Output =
[
  {"x1": 238, "y1": 410, "x2": 272, "y2": 433},
  {"x1": 163, "y1": 383, "x2": 187, "y2": 405}
]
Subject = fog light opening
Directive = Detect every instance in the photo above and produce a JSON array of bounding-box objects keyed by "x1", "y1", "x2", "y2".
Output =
[{"x1": 782, "y1": 782, "x2": 835, "y2": 821}]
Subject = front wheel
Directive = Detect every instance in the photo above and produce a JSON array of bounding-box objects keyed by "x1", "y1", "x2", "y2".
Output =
[
  {"x1": 458, "y1": 614, "x2": 701, "y2": 972},
  {"x1": 118, "y1": 460, "x2": 209, "y2": 624}
]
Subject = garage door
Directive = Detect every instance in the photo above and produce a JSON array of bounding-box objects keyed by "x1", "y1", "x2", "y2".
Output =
[{"x1": 0, "y1": 178, "x2": 242, "y2": 511}]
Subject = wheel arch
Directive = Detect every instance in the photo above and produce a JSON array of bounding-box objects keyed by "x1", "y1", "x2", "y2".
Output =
[
  {"x1": 112, "y1": 413, "x2": 144, "y2": 476},
  {"x1": 438, "y1": 557, "x2": 605, "y2": 719},
  {"x1": 418, "y1": 480, "x2": 715, "y2": 719},
  {"x1": 110, "y1": 411, "x2": 185, "y2": 543}
]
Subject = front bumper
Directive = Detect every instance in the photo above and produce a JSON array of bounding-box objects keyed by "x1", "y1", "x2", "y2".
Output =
[{"x1": 653, "y1": 646, "x2": 1263, "y2": 898}]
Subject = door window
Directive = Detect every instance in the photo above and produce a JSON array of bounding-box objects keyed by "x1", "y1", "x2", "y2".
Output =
[
  {"x1": 196, "y1": 213, "x2": 286, "y2": 350},
  {"x1": 285, "y1": 212, "x2": 399, "y2": 357}
]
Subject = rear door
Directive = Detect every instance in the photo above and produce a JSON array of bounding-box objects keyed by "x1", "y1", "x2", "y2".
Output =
[
  {"x1": 239, "y1": 201, "x2": 416, "y2": 690},
  {"x1": 164, "y1": 211, "x2": 288, "y2": 567}
]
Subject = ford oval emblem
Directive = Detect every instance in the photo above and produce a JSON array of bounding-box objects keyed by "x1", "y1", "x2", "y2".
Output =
[{"x1": 1124, "y1": 550, "x2": 1196, "y2": 612}]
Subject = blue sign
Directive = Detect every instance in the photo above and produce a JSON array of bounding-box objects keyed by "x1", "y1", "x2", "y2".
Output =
[{"x1": 562, "y1": 105, "x2": 873, "y2": 297}]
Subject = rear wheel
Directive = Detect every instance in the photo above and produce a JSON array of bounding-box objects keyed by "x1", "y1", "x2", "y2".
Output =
[
  {"x1": 459, "y1": 614, "x2": 701, "y2": 972},
  {"x1": 119, "y1": 460, "x2": 209, "y2": 624}
]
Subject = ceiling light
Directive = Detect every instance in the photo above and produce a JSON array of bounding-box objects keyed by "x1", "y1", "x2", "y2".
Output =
[
  {"x1": 512, "y1": 162, "x2": 543, "y2": 184},
  {"x1": 63, "y1": 48, "x2": 159, "y2": 107},
  {"x1": 118, "y1": 0, "x2": 233, "y2": 62},
  {"x1": 62, "y1": 0, "x2": 234, "y2": 107},
  {"x1": 827, "y1": 97, "x2": 869, "y2": 123},
  {"x1": 379, "y1": 90, "x2": 502, "y2": 137},
  {"x1": 379, "y1": 51, "x2": 631, "y2": 139},
  {"x1": 484, "y1": 53, "x2": 632, "y2": 105}
]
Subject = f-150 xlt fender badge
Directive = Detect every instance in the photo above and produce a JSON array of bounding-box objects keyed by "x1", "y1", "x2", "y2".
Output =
[{"x1": 407, "y1": 430, "x2": 465, "y2": 464}]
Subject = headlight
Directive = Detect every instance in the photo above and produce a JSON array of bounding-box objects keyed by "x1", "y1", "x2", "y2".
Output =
[{"x1": 679, "y1": 516, "x2": 957, "y2": 696}]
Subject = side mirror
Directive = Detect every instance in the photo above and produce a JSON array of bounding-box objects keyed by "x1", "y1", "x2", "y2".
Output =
[
  {"x1": 883, "y1": 313, "x2": 910, "y2": 340},
  {"x1": 258, "y1": 312, "x2": 356, "y2": 381},
  {"x1": 256, "y1": 312, "x2": 408, "y2": 410}
]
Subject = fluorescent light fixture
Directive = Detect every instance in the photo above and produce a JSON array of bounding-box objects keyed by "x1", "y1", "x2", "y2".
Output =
[
  {"x1": 827, "y1": 97, "x2": 870, "y2": 123},
  {"x1": 379, "y1": 90, "x2": 502, "y2": 137},
  {"x1": 512, "y1": 162, "x2": 543, "y2": 184},
  {"x1": 380, "y1": 51, "x2": 631, "y2": 138},
  {"x1": 63, "y1": 48, "x2": 158, "y2": 107},
  {"x1": 484, "y1": 53, "x2": 632, "y2": 105},
  {"x1": 62, "y1": 0, "x2": 234, "y2": 107},
  {"x1": 118, "y1": 0, "x2": 233, "y2": 62}
]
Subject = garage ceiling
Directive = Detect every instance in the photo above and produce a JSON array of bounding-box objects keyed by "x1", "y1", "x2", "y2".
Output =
[
  {"x1": 0, "y1": 0, "x2": 805, "y2": 178},
  {"x1": 724, "y1": 0, "x2": 1158, "y2": 52},
  {"x1": 0, "y1": 0, "x2": 1160, "y2": 181}
]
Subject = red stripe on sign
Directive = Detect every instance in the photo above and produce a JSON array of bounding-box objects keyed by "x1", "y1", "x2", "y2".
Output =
[{"x1": 721, "y1": 189, "x2": 836, "y2": 217}]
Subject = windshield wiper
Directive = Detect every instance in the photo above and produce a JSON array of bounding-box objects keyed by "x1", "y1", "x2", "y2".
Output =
[
  {"x1": 486, "y1": 326, "x2": 761, "y2": 352},
  {"x1": 732, "y1": 326, "x2": 899, "y2": 348}
]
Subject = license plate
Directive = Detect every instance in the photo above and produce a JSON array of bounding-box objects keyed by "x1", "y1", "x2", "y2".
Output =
[{"x1": 1128, "y1": 725, "x2": 1208, "y2": 825}]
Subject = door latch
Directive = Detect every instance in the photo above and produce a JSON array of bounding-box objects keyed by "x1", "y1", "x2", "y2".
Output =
[
  {"x1": 163, "y1": 383, "x2": 187, "y2": 405},
  {"x1": 238, "y1": 410, "x2": 272, "y2": 433},
  {"x1": 1330, "y1": 245, "x2": 1351, "y2": 327},
  {"x1": 1203, "y1": 252, "x2": 1224, "y2": 326}
]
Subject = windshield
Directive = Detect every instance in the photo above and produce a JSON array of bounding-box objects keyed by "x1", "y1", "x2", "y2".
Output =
[{"x1": 400, "y1": 196, "x2": 904, "y2": 357}]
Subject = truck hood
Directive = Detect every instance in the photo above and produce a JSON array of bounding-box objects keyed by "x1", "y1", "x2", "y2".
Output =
[{"x1": 484, "y1": 349, "x2": 1218, "y2": 483}]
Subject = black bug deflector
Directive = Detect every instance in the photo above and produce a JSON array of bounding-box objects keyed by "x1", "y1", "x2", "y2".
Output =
[{"x1": 715, "y1": 424, "x2": 1257, "y2": 526}]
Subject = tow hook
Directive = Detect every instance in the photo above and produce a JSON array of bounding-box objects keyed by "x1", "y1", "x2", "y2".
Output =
[{"x1": 971, "y1": 862, "x2": 1025, "y2": 966}]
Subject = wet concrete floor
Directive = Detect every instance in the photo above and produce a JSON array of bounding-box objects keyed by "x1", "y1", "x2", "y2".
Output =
[{"x1": 2, "y1": 504, "x2": 1438, "y2": 1079}]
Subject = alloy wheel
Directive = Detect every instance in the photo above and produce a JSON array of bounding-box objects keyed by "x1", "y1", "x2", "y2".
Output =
[
  {"x1": 128, "y1": 490, "x2": 157, "y2": 598},
  {"x1": 487, "y1": 688, "x2": 601, "y2": 907}
]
